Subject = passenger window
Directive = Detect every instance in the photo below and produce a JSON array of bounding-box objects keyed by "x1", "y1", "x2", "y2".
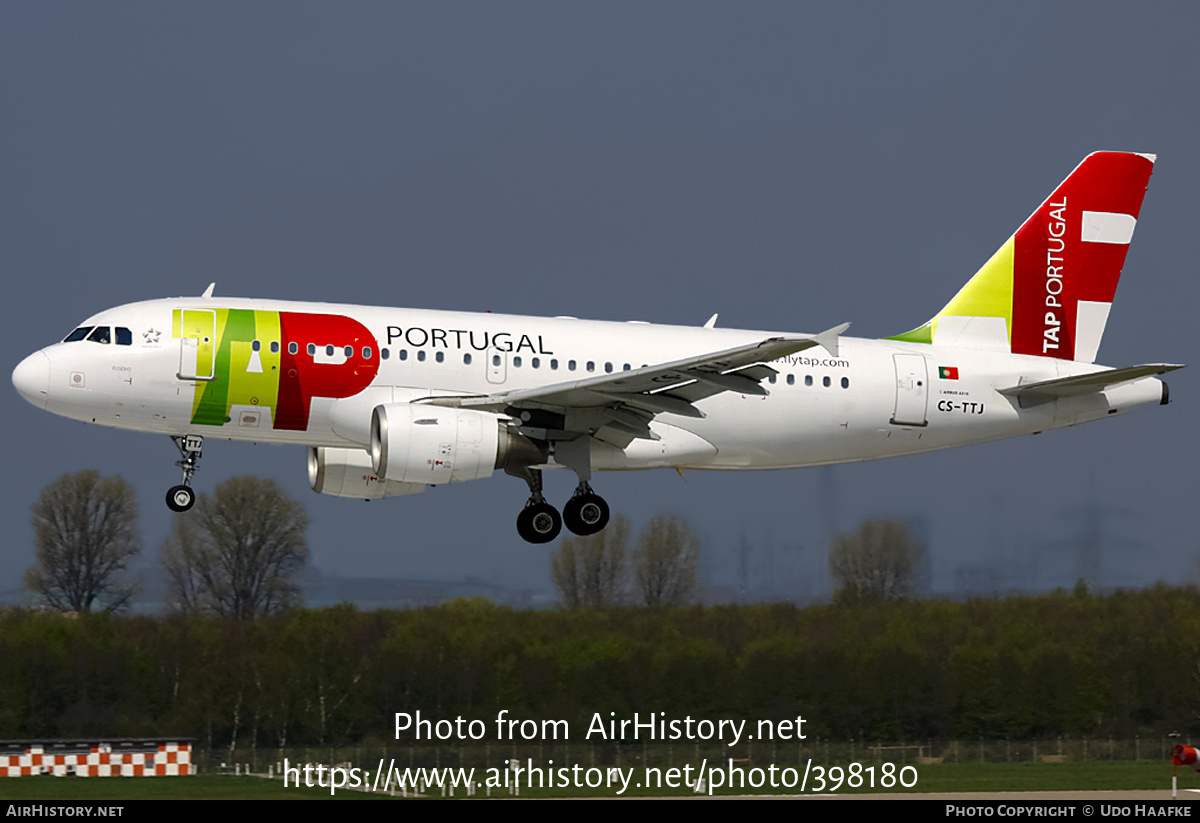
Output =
[
  {"x1": 464, "y1": 353, "x2": 472, "y2": 365},
  {"x1": 87, "y1": 326, "x2": 111, "y2": 344},
  {"x1": 435, "y1": 351, "x2": 444, "y2": 363},
  {"x1": 326, "y1": 345, "x2": 335, "y2": 357},
  {"x1": 823, "y1": 376, "x2": 831, "y2": 387},
  {"x1": 623, "y1": 364, "x2": 630, "y2": 371},
  {"x1": 381, "y1": 348, "x2": 390, "y2": 360},
  {"x1": 344, "y1": 346, "x2": 353, "y2": 357},
  {"x1": 271, "y1": 342, "x2": 280, "y2": 354},
  {"x1": 493, "y1": 355, "x2": 501, "y2": 366},
  {"x1": 513, "y1": 356, "x2": 523, "y2": 367},
  {"x1": 307, "y1": 343, "x2": 316, "y2": 356},
  {"x1": 532, "y1": 357, "x2": 540, "y2": 369},
  {"x1": 841, "y1": 377, "x2": 850, "y2": 389},
  {"x1": 805, "y1": 375, "x2": 813, "y2": 387},
  {"x1": 586, "y1": 361, "x2": 595, "y2": 372},
  {"x1": 604, "y1": 362, "x2": 613, "y2": 373},
  {"x1": 568, "y1": 360, "x2": 576, "y2": 371},
  {"x1": 786, "y1": 374, "x2": 795, "y2": 385},
  {"x1": 362, "y1": 347, "x2": 371, "y2": 359},
  {"x1": 252, "y1": 340, "x2": 261, "y2": 351},
  {"x1": 288, "y1": 342, "x2": 298, "y2": 355},
  {"x1": 551, "y1": 359, "x2": 558, "y2": 370},
  {"x1": 64, "y1": 327, "x2": 93, "y2": 342},
  {"x1": 116, "y1": 327, "x2": 133, "y2": 346},
  {"x1": 769, "y1": 375, "x2": 776, "y2": 384},
  {"x1": 417, "y1": 351, "x2": 425, "y2": 362},
  {"x1": 400, "y1": 350, "x2": 408, "y2": 361}
]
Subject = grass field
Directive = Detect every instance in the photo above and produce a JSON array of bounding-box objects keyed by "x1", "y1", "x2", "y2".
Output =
[{"x1": 0, "y1": 763, "x2": 1196, "y2": 799}]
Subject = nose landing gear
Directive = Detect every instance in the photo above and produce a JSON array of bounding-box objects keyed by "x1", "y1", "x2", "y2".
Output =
[
  {"x1": 166, "y1": 485, "x2": 195, "y2": 513},
  {"x1": 165, "y1": 435, "x2": 203, "y2": 513}
]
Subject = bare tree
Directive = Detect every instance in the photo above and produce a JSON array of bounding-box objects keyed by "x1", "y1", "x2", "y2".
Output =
[
  {"x1": 550, "y1": 515, "x2": 630, "y2": 607},
  {"x1": 161, "y1": 476, "x2": 308, "y2": 620},
  {"x1": 24, "y1": 470, "x2": 140, "y2": 612},
  {"x1": 633, "y1": 515, "x2": 700, "y2": 606},
  {"x1": 828, "y1": 518, "x2": 923, "y2": 605}
]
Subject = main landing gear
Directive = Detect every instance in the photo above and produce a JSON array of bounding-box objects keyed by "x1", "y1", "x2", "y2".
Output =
[
  {"x1": 165, "y1": 434, "x2": 203, "y2": 513},
  {"x1": 563, "y1": 482, "x2": 610, "y2": 535},
  {"x1": 511, "y1": 469, "x2": 610, "y2": 544}
]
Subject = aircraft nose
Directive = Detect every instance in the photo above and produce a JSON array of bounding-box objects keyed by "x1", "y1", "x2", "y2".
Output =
[{"x1": 12, "y1": 351, "x2": 50, "y2": 408}]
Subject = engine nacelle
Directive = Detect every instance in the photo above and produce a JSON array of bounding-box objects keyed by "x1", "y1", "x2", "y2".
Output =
[
  {"x1": 370, "y1": 403, "x2": 545, "y2": 484},
  {"x1": 308, "y1": 446, "x2": 425, "y2": 499}
]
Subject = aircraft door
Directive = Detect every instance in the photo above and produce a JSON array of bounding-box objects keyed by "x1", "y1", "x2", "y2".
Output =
[
  {"x1": 890, "y1": 353, "x2": 928, "y2": 426},
  {"x1": 178, "y1": 309, "x2": 216, "y2": 381},
  {"x1": 486, "y1": 351, "x2": 507, "y2": 384}
]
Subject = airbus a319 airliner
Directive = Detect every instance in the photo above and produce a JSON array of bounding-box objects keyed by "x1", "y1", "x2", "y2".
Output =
[{"x1": 11, "y1": 152, "x2": 1181, "y2": 543}]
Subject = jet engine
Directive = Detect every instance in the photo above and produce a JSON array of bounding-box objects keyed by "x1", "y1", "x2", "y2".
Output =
[
  {"x1": 308, "y1": 446, "x2": 425, "y2": 499},
  {"x1": 370, "y1": 403, "x2": 546, "y2": 485}
]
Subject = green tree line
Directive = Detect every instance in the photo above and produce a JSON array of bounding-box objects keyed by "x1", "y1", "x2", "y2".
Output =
[{"x1": 0, "y1": 586, "x2": 1197, "y2": 748}]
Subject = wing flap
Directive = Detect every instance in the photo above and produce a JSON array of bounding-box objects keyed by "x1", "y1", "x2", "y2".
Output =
[{"x1": 593, "y1": 390, "x2": 706, "y2": 418}]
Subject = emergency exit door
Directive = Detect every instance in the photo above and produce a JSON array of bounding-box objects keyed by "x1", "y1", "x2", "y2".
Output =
[
  {"x1": 178, "y1": 309, "x2": 216, "y2": 381},
  {"x1": 891, "y1": 353, "x2": 928, "y2": 426}
]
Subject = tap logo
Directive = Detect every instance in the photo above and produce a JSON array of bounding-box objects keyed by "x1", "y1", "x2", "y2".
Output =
[{"x1": 174, "y1": 308, "x2": 379, "y2": 432}]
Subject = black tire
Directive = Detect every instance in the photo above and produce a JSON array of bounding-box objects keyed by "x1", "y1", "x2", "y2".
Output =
[
  {"x1": 517, "y1": 502, "x2": 562, "y2": 544},
  {"x1": 563, "y1": 493, "x2": 609, "y2": 536},
  {"x1": 166, "y1": 485, "x2": 195, "y2": 513}
]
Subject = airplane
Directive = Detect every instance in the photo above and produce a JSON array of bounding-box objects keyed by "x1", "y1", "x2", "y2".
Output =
[{"x1": 11, "y1": 151, "x2": 1181, "y2": 544}]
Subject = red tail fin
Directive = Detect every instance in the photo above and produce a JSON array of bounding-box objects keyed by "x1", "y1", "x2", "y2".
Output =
[
  {"x1": 889, "y1": 152, "x2": 1155, "y2": 363},
  {"x1": 1011, "y1": 152, "x2": 1155, "y2": 361}
]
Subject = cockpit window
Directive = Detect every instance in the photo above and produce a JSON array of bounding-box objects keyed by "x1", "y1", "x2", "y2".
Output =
[
  {"x1": 116, "y1": 327, "x2": 132, "y2": 346},
  {"x1": 87, "y1": 326, "x2": 111, "y2": 344},
  {"x1": 63, "y1": 327, "x2": 94, "y2": 342}
]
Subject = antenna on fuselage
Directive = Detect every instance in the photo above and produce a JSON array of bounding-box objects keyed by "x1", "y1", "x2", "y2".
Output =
[
  {"x1": 703, "y1": 313, "x2": 718, "y2": 329},
  {"x1": 201, "y1": 282, "x2": 215, "y2": 298}
]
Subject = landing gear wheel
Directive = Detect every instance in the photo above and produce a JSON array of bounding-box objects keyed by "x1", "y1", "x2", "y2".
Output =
[
  {"x1": 517, "y1": 502, "x2": 562, "y2": 544},
  {"x1": 563, "y1": 493, "x2": 609, "y2": 536},
  {"x1": 166, "y1": 485, "x2": 195, "y2": 513},
  {"x1": 167, "y1": 435, "x2": 204, "y2": 514}
]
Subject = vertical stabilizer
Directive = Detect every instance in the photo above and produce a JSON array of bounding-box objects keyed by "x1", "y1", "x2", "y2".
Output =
[{"x1": 889, "y1": 152, "x2": 1155, "y2": 362}]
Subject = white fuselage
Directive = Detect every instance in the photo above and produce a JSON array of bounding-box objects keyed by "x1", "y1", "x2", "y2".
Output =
[{"x1": 12, "y1": 296, "x2": 1167, "y2": 477}]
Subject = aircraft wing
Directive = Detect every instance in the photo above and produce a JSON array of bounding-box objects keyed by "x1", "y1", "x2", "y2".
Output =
[
  {"x1": 424, "y1": 323, "x2": 849, "y2": 445},
  {"x1": 998, "y1": 363, "x2": 1183, "y2": 407}
]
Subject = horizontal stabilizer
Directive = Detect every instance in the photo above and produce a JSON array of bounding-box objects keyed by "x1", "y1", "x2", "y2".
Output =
[{"x1": 999, "y1": 363, "x2": 1183, "y2": 407}]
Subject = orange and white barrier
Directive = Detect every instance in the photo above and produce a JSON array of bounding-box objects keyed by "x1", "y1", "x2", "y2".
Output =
[{"x1": 1, "y1": 742, "x2": 191, "y2": 777}]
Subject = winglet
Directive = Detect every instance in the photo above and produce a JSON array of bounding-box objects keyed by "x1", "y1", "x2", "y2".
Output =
[
  {"x1": 201, "y1": 282, "x2": 216, "y2": 298},
  {"x1": 704, "y1": 313, "x2": 719, "y2": 329},
  {"x1": 811, "y1": 322, "x2": 850, "y2": 358}
]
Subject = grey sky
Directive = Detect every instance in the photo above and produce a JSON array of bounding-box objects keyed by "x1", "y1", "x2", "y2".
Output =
[{"x1": 3, "y1": 3, "x2": 1196, "y2": 597}]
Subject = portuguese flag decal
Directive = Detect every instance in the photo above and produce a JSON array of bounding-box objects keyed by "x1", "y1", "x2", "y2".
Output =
[{"x1": 938, "y1": 366, "x2": 959, "y2": 380}]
